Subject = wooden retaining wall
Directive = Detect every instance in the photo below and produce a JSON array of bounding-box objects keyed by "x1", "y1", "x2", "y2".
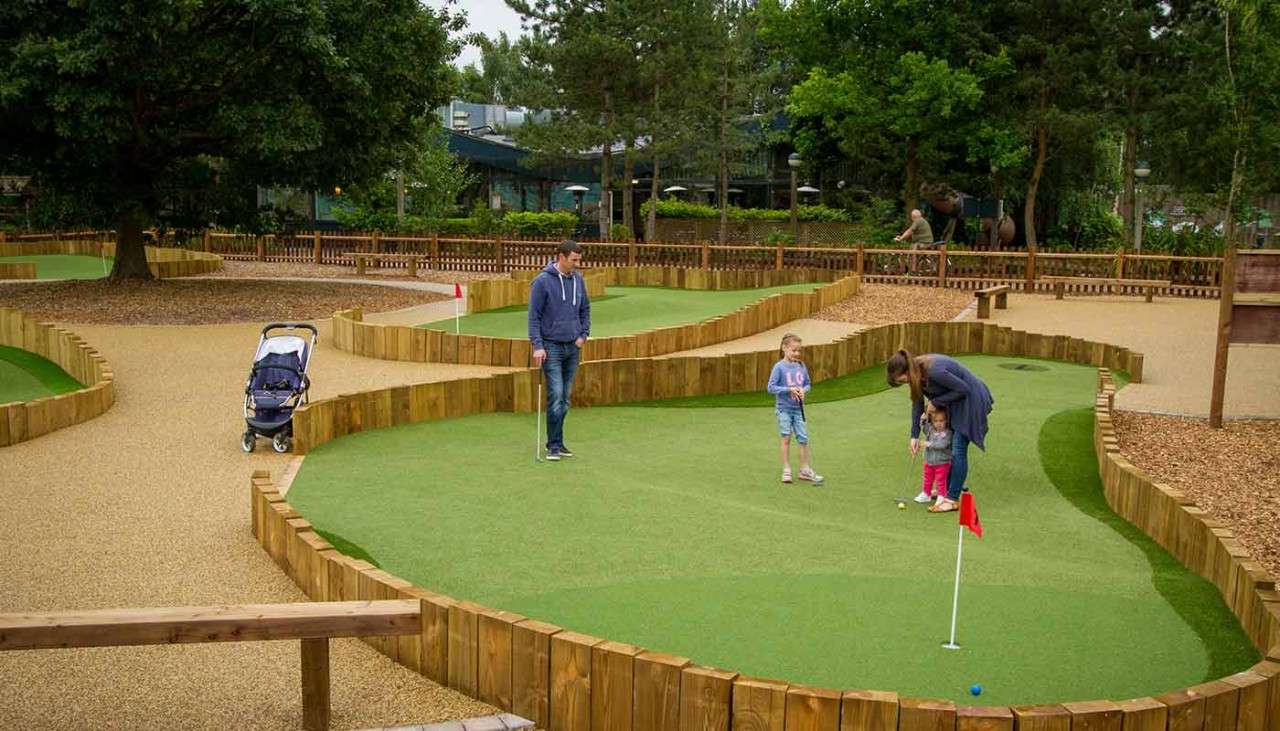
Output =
[
  {"x1": 0, "y1": 262, "x2": 37, "y2": 279},
  {"x1": 331, "y1": 267, "x2": 861, "y2": 367},
  {"x1": 0, "y1": 241, "x2": 222, "y2": 278},
  {"x1": 253, "y1": 320, "x2": 1280, "y2": 731},
  {"x1": 467, "y1": 271, "x2": 609, "y2": 314},
  {"x1": 0, "y1": 308, "x2": 115, "y2": 447}
]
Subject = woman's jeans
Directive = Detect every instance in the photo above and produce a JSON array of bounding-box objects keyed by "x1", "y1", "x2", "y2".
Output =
[
  {"x1": 541, "y1": 341, "x2": 580, "y2": 452},
  {"x1": 946, "y1": 431, "x2": 970, "y2": 501}
]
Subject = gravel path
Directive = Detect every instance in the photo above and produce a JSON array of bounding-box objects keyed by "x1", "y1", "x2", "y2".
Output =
[
  {"x1": 985, "y1": 294, "x2": 1280, "y2": 419},
  {"x1": 1113, "y1": 412, "x2": 1280, "y2": 580},
  {"x1": 0, "y1": 317, "x2": 516, "y2": 729}
]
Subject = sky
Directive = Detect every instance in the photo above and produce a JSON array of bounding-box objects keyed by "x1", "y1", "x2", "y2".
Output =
[{"x1": 425, "y1": 0, "x2": 528, "y2": 68}]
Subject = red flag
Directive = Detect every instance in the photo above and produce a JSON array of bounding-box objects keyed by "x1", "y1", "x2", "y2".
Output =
[
  {"x1": 959, "y1": 492, "x2": 983, "y2": 537},
  {"x1": 454, "y1": 283, "x2": 463, "y2": 299}
]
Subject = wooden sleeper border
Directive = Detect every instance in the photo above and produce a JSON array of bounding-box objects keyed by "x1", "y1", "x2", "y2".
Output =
[
  {"x1": 331, "y1": 266, "x2": 861, "y2": 367},
  {"x1": 0, "y1": 307, "x2": 116, "y2": 446}
]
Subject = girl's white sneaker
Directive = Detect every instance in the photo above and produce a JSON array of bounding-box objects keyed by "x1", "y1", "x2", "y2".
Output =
[{"x1": 914, "y1": 491, "x2": 933, "y2": 504}]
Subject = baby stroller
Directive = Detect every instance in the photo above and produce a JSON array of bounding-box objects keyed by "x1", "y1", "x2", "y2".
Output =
[{"x1": 242, "y1": 323, "x2": 317, "y2": 453}]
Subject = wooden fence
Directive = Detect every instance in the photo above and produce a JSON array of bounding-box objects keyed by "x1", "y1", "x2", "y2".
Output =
[
  {"x1": 331, "y1": 268, "x2": 860, "y2": 367},
  {"x1": 203, "y1": 230, "x2": 1224, "y2": 298},
  {"x1": 0, "y1": 240, "x2": 222, "y2": 278},
  {"x1": 255, "y1": 320, "x2": 1280, "y2": 731},
  {"x1": 0, "y1": 307, "x2": 115, "y2": 447}
]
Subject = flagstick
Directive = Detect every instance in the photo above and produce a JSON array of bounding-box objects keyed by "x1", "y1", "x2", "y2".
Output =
[{"x1": 943, "y1": 523, "x2": 964, "y2": 650}]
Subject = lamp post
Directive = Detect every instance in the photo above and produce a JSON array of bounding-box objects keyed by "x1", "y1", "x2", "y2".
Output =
[
  {"x1": 787, "y1": 153, "x2": 802, "y2": 237},
  {"x1": 1134, "y1": 161, "x2": 1150, "y2": 253},
  {"x1": 565, "y1": 184, "x2": 589, "y2": 217}
]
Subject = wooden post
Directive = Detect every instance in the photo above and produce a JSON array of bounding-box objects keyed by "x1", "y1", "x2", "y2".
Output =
[
  {"x1": 372, "y1": 230, "x2": 382, "y2": 270},
  {"x1": 202, "y1": 229, "x2": 211, "y2": 252},
  {"x1": 775, "y1": 243, "x2": 784, "y2": 271},
  {"x1": 856, "y1": 245, "x2": 865, "y2": 276},
  {"x1": 1116, "y1": 249, "x2": 1126, "y2": 279},
  {"x1": 301, "y1": 637, "x2": 330, "y2": 731},
  {"x1": 256, "y1": 235, "x2": 267, "y2": 262},
  {"x1": 1026, "y1": 246, "x2": 1037, "y2": 292},
  {"x1": 495, "y1": 237, "x2": 506, "y2": 273},
  {"x1": 627, "y1": 242, "x2": 637, "y2": 267},
  {"x1": 313, "y1": 232, "x2": 322, "y2": 265},
  {"x1": 701, "y1": 240, "x2": 711, "y2": 270},
  {"x1": 430, "y1": 233, "x2": 440, "y2": 270},
  {"x1": 938, "y1": 245, "x2": 947, "y2": 288},
  {"x1": 1208, "y1": 245, "x2": 1237, "y2": 428}
]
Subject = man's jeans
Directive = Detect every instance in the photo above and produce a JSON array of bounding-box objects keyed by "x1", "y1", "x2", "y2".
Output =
[{"x1": 541, "y1": 341, "x2": 580, "y2": 452}]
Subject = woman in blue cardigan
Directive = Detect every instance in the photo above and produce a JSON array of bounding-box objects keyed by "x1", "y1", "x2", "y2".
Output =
[{"x1": 887, "y1": 350, "x2": 994, "y2": 513}]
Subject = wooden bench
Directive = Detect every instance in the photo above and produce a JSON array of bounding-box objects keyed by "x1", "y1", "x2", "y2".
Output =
[
  {"x1": 1043, "y1": 276, "x2": 1171, "y2": 302},
  {"x1": 974, "y1": 284, "x2": 1010, "y2": 319},
  {"x1": 339, "y1": 252, "x2": 429, "y2": 276}
]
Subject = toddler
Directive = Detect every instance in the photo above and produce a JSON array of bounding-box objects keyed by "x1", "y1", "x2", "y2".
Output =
[{"x1": 915, "y1": 406, "x2": 952, "y2": 504}]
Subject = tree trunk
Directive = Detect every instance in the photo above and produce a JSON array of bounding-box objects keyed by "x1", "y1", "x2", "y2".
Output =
[
  {"x1": 1024, "y1": 123, "x2": 1049, "y2": 249},
  {"x1": 645, "y1": 81, "x2": 661, "y2": 242},
  {"x1": 718, "y1": 49, "x2": 730, "y2": 245},
  {"x1": 990, "y1": 175, "x2": 1005, "y2": 251},
  {"x1": 622, "y1": 140, "x2": 635, "y2": 240},
  {"x1": 599, "y1": 93, "x2": 614, "y2": 241},
  {"x1": 1121, "y1": 124, "x2": 1136, "y2": 249},
  {"x1": 903, "y1": 139, "x2": 918, "y2": 220},
  {"x1": 110, "y1": 208, "x2": 153, "y2": 280}
]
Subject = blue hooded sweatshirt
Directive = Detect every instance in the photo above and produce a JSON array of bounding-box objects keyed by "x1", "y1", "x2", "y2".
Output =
[{"x1": 527, "y1": 261, "x2": 591, "y2": 349}]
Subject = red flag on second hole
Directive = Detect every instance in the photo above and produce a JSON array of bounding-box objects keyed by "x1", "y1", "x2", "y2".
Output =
[
  {"x1": 454, "y1": 283, "x2": 462, "y2": 299},
  {"x1": 959, "y1": 492, "x2": 983, "y2": 537}
]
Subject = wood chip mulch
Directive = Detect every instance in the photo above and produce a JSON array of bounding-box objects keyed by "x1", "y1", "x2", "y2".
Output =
[
  {"x1": 815, "y1": 283, "x2": 973, "y2": 325},
  {"x1": 205, "y1": 260, "x2": 497, "y2": 284},
  {"x1": 1114, "y1": 411, "x2": 1280, "y2": 579},
  {"x1": 0, "y1": 279, "x2": 445, "y2": 325}
]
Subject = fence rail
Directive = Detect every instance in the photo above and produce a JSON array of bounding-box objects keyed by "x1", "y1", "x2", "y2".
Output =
[
  {"x1": 197, "y1": 231, "x2": 1225, "y2": 296},
  {"x1": 4, "y1": 230, "x2": 1225, "y2": 296}
]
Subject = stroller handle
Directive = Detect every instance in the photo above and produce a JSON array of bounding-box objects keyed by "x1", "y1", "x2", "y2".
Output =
[{"x1": 261, "y1": 322, "x2": 318, "y2": 337}]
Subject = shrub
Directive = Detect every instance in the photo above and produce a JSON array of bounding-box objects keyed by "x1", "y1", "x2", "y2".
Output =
[
  {"x1": 639, "y1": 197, "x2": 851, "y2": 223},
  {"x1": 610, "y1": 223, "x2": 635, "y2": 242},
  {"x1": 500, "y1": 211, "x2": 578, "y2": 238}
]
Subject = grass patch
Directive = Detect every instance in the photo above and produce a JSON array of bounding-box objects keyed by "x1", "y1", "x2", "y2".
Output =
[
  {"x1": 0, "y1": 345, "x2": 83, "y2": 403},
  {"x1": 288, "y1": 356, "x2": 1256, "y2": 703},
  {"x1": 0, "y1": 254, "x2": 112, "y2": 280},
  {"x1": 422, "y1": 283, "x2": 821, "y2": 337}
]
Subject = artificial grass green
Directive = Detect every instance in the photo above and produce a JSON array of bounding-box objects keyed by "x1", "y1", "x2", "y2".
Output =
[
  {"x1": 0, "y1": 254, "x2": 112, "y2": 279},
  {"x1": 288, "y1": 356, "x2": 1257, "y2": 704},
  {"x1": 1038, "y1": 407, "x2": 1257, "y2": 680},
  {"x1": 314, "y1": 529, "x2": 381, "y2": 568},
  {"x1": 420, "y1": 283, "x2": 821, "y2": 337},
  {"x1": 0, "y1": 345, "x2": 83, "y2": 403}
]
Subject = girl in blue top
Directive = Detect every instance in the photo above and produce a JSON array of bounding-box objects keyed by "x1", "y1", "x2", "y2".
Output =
[
  {"x1": 767, "y1": 333, "x2": 824, "y2": 485},
  {"x1": 886, "y1": 349, "x2": 994, "y2": 513}
]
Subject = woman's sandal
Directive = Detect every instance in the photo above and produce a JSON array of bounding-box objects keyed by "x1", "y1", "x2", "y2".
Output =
[{"x1": 929, "y1": 499, "x2": 958, "y2": 513}]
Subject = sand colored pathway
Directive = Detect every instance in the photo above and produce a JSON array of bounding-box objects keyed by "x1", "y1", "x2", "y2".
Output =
[
  {"x1": 985, "y1": 294, "x2": 1280, "y2": 419},
  {"x1": 0, "y1": 315, "x2": 515, "y2": 730}
]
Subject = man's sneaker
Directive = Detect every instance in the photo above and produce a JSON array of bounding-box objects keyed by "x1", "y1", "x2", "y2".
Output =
[
  {"x1": 545, "y1": 450, "x2": 561, "y2": 462},
  {"x1": 558, "y1": 447, "x2": 574, "y2": 458},
  {"x1": 914, "y1": 491, "x2": 933, "y2": 504},
  {"x1": 798, "y1": 468, "x2": 824, "y2": 485},
  {"x1": 781, "y1": 468, "x2": 793, "y2": 484}
]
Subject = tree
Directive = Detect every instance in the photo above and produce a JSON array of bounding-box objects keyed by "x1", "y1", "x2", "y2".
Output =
[
  {"x1": 452, "y1": 32, "x2": 545, "y2": 107},
  {"x1": 0, "y1": 0, "x2": 458, "y2": 279}
]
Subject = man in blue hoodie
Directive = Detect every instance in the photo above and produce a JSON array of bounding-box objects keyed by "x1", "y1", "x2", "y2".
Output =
[{"x1": 528, "y1": 240, "x2": 591, "y2": 461}]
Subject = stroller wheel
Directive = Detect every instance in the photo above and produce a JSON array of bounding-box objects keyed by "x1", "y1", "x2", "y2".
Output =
[
  {"x1": 241, "y1": 431, "x2": 256, "y2": 453},
  {"x1": 272, "y1": 432, "x2": 291, "y2": 453}
]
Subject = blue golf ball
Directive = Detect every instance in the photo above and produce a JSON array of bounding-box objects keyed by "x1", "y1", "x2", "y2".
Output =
[{"x1": 970, "y1": 684, "x2": 983, "y2": 696}]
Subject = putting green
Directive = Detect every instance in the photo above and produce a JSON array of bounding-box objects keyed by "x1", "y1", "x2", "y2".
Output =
[
  {"x1": 422, "y1": 283, "x2": 821, "y2": 337},
  {"x1": 0, "y1": 345, "x2": 83, "y2": 403},
  {"x1": 0, "y1": 254, "x2": 113, "y2": 279},
  {"x1": 288, "y1": 356, "x2": 1257, "y2": 704}
]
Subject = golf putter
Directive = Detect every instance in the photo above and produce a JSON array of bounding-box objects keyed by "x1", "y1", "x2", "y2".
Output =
[{"x1": 535, "y1": 375, "x2": 543, "y2": 463}]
